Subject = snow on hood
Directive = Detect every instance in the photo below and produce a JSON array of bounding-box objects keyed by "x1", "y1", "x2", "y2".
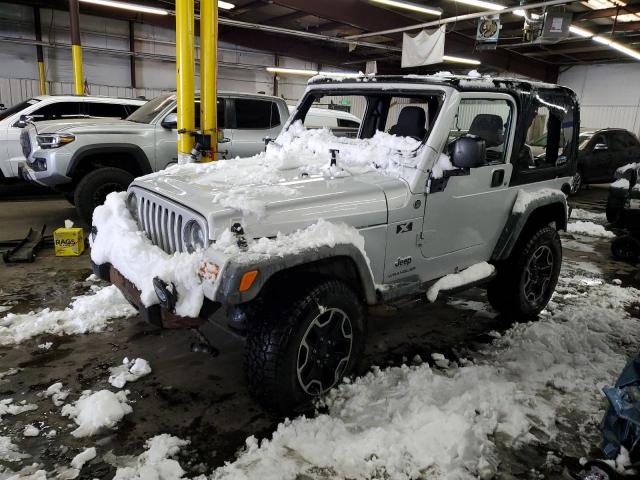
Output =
[
  {"x1": 91, "y1": 192, "x2": 372, "y2": 317},
  {"x1": 135, "y1": 121, "x2": 420, "y2": 224}
]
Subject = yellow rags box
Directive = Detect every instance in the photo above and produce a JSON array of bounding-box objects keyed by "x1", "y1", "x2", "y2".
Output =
[{"x1": 54, "y1": 227, "x2": 85, "y2": 256}]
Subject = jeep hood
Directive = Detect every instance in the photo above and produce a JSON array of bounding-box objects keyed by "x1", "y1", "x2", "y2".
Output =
[
  {"x1": 34, "y1": 118, "x2": 151, "y2": 135},
  {"x1": 133, "y1": 159, "x2": 408, "y2": 239}
]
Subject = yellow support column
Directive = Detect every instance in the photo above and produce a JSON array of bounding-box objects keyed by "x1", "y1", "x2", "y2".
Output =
[
  {"x1": 34, "y1": 7, "x2": 46, "y2": 95},
  {"x1": 68, "y1": 0, "x2": 84, "y2": 95},
  {"x1": 200, "y1": 0, "x2": 218, "y2": 162},
  {"x1": 176, "y1": 0, "x2": 195, "y2": 164}
]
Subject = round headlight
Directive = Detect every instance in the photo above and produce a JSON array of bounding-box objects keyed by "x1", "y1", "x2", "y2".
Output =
[
  {"x1": 183, "y1": 220, "x2": 206, "y2": 253},
  {"x1": 126, "y1": 192, "x2": 139, "y2": 222}
]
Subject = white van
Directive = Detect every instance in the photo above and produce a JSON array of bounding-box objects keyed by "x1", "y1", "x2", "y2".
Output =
[
  {"x1": 0, "y1": 95, "x2": 146, "y2": 182},
  {"x1": 288, "y1": 105, "x2": 361, "y2": 138}
]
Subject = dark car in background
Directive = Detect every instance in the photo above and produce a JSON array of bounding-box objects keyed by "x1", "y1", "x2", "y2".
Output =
[{"x1": 574, "y1": 128, "x2": 640, "y2": 192}]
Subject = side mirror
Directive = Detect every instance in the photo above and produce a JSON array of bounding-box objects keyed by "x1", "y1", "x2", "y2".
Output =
[
  {"x1": 161, "y1": 113, "x2": 178, "y2": 129},
  {"x1": 593, "y1": 143, "x2": 608, "y2": 152},
  {"x1": 15, "y1": 114, "x2": 31, "y2": 128},
  {"x1": 450, "y1": 135, "x2": 486, "y2": 169},
  {"x1": 0, "y1": 103, "x2": 6, "y2": 111}
]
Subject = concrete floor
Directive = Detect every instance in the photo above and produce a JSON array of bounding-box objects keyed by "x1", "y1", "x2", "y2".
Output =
[{"x1": 0, "y1": 183, "x2": 637, "y2": 478}]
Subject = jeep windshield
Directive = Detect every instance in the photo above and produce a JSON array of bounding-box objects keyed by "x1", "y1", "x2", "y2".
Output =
[
  {"x1": 292, "y1": 90, "x2": 442, "y2": 148},
  {"x1": 127, "y1": 93, "x2": 174, "y2": 124}
]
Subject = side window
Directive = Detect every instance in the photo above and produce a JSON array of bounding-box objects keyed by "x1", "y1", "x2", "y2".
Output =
[
  {"x1": 234, "y1": 99, "x2": 278, "y2": 129},
  {"x1": 608, "y1": 133, "x2": 627, "y2": 151},
  {"x1": 85, "y1": 102, "x2": 130, "y2": 119},
  {"x1": 520, "y1": 96, "x2": 574, "y2": 171},
  {"x1": 591, "y1": 134, "x2": 607, "y2": 151},
  {"x1": 29, "y1": 102, "x2": 83, "y2": 121},
  {"x1": 338, "y1": 119, "x2": 360, "y2": 128},
  {"x1": 450, "y1": 98, "x2": 513, "y2": 165}
]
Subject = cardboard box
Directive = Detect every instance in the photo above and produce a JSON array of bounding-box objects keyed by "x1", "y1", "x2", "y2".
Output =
[{"x1": 54, "y1": 227, "x2": 85, "y2": 256}]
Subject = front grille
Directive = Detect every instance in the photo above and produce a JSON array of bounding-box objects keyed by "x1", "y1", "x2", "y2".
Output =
[
  {"x1": 20, "y1": 130, "x2": 31, "y2": 159},
  {"x1": 133, "y1": 189, "x2": 206, "y2": 255}
]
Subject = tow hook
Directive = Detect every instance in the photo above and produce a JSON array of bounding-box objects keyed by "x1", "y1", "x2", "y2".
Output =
[
  {"x1": 153, "y1": 277, "x2": 177, "y2": 312},
  {"x1": 190, "y1": 328, "x2": 220, "y2": 357}
]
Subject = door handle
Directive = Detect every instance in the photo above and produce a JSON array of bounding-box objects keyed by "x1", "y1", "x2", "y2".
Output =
[{"x1": 491, "y1": 169, "x2": 505, "y2": 187}]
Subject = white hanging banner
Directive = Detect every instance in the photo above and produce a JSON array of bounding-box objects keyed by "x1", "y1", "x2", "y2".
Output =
[{"x1": 401, "y1": 26, "x2": 446, "y2": 68}]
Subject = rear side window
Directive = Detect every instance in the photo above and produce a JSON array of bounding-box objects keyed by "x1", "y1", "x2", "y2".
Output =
[
  {"x1": 234, "y1": 99, "x2": 280, "y2": 129},
  {"x1": 85, "y1": 102, "x2": 130, "y2": 119},
  {"x1": 619, "y1": 131, "x2": 639, "y2": 148},
  {"x1": 337, "y1": 119, "x2": 360, "y2": 128},
  {"x1": 30, "y1": 102, "x2": 83, "y2": 121}
]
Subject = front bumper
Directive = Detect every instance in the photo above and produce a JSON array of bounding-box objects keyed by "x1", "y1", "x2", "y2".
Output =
[
  {"x1": 92, "y1": 261, "x2": 219, "y2": 328},
  {"x1": 19, "y1": 161, "x2": 71, "y2": 187}
]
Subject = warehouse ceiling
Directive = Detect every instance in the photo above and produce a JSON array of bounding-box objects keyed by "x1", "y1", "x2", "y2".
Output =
[{"x1": 4, "y1": 0, "x2": 640, "y2": 80}]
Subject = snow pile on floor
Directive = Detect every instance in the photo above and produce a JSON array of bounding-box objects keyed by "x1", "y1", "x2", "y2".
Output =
[
  {"x1": 0, "y1": 398, "x2": 37, "y2": 421},
  {"x1": 611, "y1": 178, "x2": 630, "y2": 189},
  {"x1": 0, "y1": 286, "x2": 136, "y2": 346},
  {"x1": 212, "y1": 272, "x2": 640, "y2": 479},
  {"x1": 113, "y1": 434, "x2": 189, "y2": 480},
  {"x1": 44, "y1": 382, "x2": 69, "y2": 407},
  {"x1": 61, "y1": 390, "x2": 132, "y2": 438},
  {"x1": 0, "y1": 368, "x2": 19, "y2": 383},
  {"x1": 92, "y1": 193, "x2": 370, "y2": 317},
  {"x1": 109, "y1": 358, "x2": 152, "y2": 389},
  {"x1": 571, "y1": 208, "x2": 607, "y2": 223},
  {"x1": 567, "y1": 220, "x2": 615, "y2": 238},
  {"x1": 0, "y1": 437, "x2": 30, "y2": 462},
  {"x1": 426, "y1": 262, "x2": 494, "y2": 302},
  {"x1": 22, "y1": 426, "x2": 39, "y2": 437}
]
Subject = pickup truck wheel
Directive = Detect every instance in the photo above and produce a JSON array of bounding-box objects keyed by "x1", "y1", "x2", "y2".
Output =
[
  {"x1": 245, "y1": 279, "x2": 365, "y2": 415},
  {"x1": 487, "y1": 226, "x2": 561, "y2": 319},
  {"x1": 74, "y1": 167, "x2": 135, "y2": 224}
]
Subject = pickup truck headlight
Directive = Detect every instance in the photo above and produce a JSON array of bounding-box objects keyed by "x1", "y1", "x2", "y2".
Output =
[
  {"x1": 126, "y1": 192, "x2": 139, "y2": 224},
  {"x1": 36, "y1": 133, "x2": 75, "y2": 149},
  {"x1": 183, "y1": 220, "x2": 206, "y2": 253}
]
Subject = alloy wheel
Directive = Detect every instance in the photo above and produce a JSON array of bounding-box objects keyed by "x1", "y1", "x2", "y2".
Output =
[{"x1": 523, "y1": 245, "x2": 555, "y2": 305}]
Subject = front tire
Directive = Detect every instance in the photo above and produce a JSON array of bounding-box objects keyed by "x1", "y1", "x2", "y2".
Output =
[
  {"x1": 74, "y1": 167, "x2": 135, "y2": 224},
  {"x1": 487, "y1": 226, "x2": 562, "y2": 318},
  {"x1": 245, "y1": 279, "x2": 366, "y2": 415}
]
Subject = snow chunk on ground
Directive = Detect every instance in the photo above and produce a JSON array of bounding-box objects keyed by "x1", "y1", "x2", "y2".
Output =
[
  {"x1": 426, "y1": 262, "x2": 495, "y2": 302},
  {"x1": 113, "y1": 434, "x2": 189, "y2": 480},
  {"x1": 61, "y1": 390, "x2": 132, "y2": 438},
  {"x1": 570, "y1": 208, "x2": 607, "y2": 223},
  {"x1": 0, "y1": 437, "x2": 30, "y2": 462},
  {"x1": 22, "y1": 426, "x2": 39, "y2": 437},
  {"x1": 567, "y1": 220, "x2": 615, "y2": 238},
  {"x1": 0, "y1": 399, "x2": 37, "y2": 421},
  {"x1": 44, "y1": 382, "x2": 69, "y2": 407},
  {"x1": 0, "y1": 286, "x2": 136, "y2": 346},
  {"x1": 109, "y1": 358, "x2": 152, "y2": 389},
  {"x1": 37, "y1": 342, "x2": 52, "y2": 350},
  {"x1": 0, "y1": 368, "x2": 19, "y2": 383},
  {"x1": 71, "y1": 447, "x2": 96, "y2": 470}
]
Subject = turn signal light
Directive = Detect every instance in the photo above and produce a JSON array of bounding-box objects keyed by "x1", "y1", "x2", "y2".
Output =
[{"x1": 239, "y1": 270, "x2": 258, "y2": 292}]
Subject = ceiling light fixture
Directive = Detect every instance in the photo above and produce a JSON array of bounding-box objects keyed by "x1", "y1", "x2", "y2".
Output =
[
  {"x1": 569, "y1": 25, "x2": 594, "y2": 37},
  {"x1": 370, "y1": 0, "x2": 442, "y2": 16},
  {"x1": 442, "y1": 54, "x2": 481, "y2": 65},
  {"x1": 266, "y1": 67, "x2": 319, "y2": 76},
  {"x1": 450, "y1": 0, "x2": 506, "y2": 11},
  {"x1": 218, "y1": 1, "x2": 236, "y2": 10},
  {"x1": 79, "y1": 0, "x2": 169, "y2": 15}
]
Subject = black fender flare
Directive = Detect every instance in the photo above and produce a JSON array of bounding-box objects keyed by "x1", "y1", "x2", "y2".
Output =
[
  {"x1": 492, "y1": 189, "x2": 568, "y2": 261},
  {"x1": 67, "y1": 143, "x2": 153, "y2": 178},
  {"x1": 213, "y1": 244, "x2": 377, "y2": 306}
]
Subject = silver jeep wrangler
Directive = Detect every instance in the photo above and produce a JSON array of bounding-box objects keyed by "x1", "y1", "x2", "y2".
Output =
[{"x1": 91, "y1": 74, "x2": 578, "y2": 414}]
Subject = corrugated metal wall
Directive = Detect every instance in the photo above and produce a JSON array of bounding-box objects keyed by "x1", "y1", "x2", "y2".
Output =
[
  {"x1": 0, "y1": 77, "x2": 170, "y2": 106},
  {"x1": 558, "y1": 63, "x2": 640, "y2": 136}
]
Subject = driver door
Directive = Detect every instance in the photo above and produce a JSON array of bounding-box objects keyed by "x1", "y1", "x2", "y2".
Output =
[{"x1": 420, "y1": 94, "x2": 517, "y2": 279}]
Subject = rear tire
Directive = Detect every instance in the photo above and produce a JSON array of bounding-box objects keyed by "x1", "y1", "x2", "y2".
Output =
[
  {"x1": 245, "y1": 279, "x2": 366, "y2": 415},
  {"x1": 487, "y1": 226, "x2": 562, "y2": 319},
  {"x1": 74, "y1": 167, "x2": 135, "y2": 224}
]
